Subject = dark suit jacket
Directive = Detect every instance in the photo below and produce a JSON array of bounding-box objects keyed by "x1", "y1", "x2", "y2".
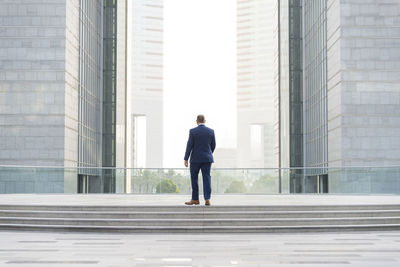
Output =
[{"x1": 184, "y1": 124, "x2": 216, "y2": 163}]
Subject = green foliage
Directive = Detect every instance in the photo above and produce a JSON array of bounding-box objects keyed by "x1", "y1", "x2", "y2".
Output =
[
  {"x1": 250, "y1": 175, "x2": 277, "y2": 193},
  {"x1": 163, "y1": 169, "x2": 191, "y2": 194},
  {"x1": 131, "y1": 169, "x2": 191, "y2": 194},
  {"x1": 156, "y1": 179, "x2": 180, "y2": 193},
  {"x1": 211, "y1": 170, "x2": 236, "y2": 193},
  {"x1": 224, "y1": 180, "x2": 247, "y2": 193},
  {"x1": 131, "y1": 169, "x2": 159, "y2": 193},
  {"x1": 131, "y1": 169, "x2": 278, "y2": 194}
]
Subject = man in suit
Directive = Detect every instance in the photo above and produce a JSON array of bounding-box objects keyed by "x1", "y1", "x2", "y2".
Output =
[{"x1": 184, "y1": 114, "x2": 216, "y2": 206}]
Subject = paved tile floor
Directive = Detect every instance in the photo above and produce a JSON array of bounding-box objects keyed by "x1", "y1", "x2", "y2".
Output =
[
  {"x1": 0, "y1": 231, "x2": 400, "y2": 266},
  {"x1": 1, "y1": 194, "x2": 400, "y2": 206}
]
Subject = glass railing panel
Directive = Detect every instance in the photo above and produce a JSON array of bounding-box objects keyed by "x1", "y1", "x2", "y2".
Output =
[
  {"x1": 372, "y1": 167, "x2": 400, "y2": 194},
  {"x1": 1, "y1": 166, "x2": 400, "y2": 194},
  {"x1": 0, "y1": 166, "x2": 71, "y2": 194},
  {"x1": 281, "y1": 168, "x2": 290, "y2": 194},
  {"x1": 328, "y1": 167, "x2": 400, "y2": 194},
  {"x1": 151, "y1": 169, "x2": 191, "y2": 194},
  {"x1": 213, "y1": 169, "x2": 281, "y2": 194},
  {"x1": 130, "y1": 169, "x2": 158, "y2": 194}
]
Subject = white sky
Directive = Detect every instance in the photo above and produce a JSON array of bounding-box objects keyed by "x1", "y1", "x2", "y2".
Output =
[{"x1": 163, "y1": 0, "x2": 237, "y2": 168}]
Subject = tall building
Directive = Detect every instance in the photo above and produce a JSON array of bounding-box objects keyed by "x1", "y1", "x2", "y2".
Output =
[
  {"x1": 236, "y1": 0, "x2": 276, "y2": 168},
  {"x1": 130, "y1": 0, "x2": 163, "y2": 169},
  {"x1": 275, "y1": 0, "x2": 400, "y2": 193},
  {"x1": 101, "y1": 0, "x2": 131, "y2": 193},
  {"x1": 0, "y1": 0, "x2": 130, "y2": 193},
  {"x1": 274, "y1": 0, "x2": 304, "y2": 192},
  {"x1": 213, "y1": 148, "x2": 237, "y2": 168}
]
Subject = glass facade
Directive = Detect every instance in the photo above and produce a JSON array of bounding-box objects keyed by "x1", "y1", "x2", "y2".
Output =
[
  {"x1": 78, "y1": 0, "x2": 103, "y2": 171},
  {"x1": 77, "y1": 0, "x2": 123, "y2": 193},
  {"x1": 276, "y1": 0, "x2": 304, "y2": 192},
  {"x1": 288, "y1": 0, "x2": 303, "y2": 168},
  {"x1": 288, "y1": 0, "x2": 303, "y2": 192},
  {"x1": 101, "y1": 0, "x2": 118, "y2": 193},
  {"x1": 302, "y1": 0, "x2": 328, "y2": 185},
  {"x1": 102, "y1": 0, "x2": 117, "y2": 168},
  {"x1": 77, "y1": 0, "x2": 103, "y2": 192},
  {"x1": 77, "y1": 0, "x2": 127, "y2": 193}
]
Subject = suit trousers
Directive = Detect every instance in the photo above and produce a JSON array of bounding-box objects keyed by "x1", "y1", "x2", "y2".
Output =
[{"x1": 190, "y1": 162, "x2": 212, "y2": 201}]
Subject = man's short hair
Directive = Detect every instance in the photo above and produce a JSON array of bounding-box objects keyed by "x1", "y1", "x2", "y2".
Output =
[{"x1": 196, "y1": 114, "x2": 205, "y2": 123}]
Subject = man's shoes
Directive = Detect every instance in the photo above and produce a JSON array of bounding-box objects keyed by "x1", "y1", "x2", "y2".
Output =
[
  {"x1": 185, "y1": 200, "x2": 200, "y2": 205},
  {"x1": 205, "y1": 200, "x2": 211, "y2": 206}
]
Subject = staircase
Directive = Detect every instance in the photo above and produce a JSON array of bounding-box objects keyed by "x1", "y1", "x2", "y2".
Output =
[{"x1": 0, "y1": 204, "x2": 400, "y2": 233}]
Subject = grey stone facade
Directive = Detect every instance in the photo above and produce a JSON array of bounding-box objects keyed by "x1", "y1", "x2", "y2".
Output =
[
  {"x1": 276, "y1": 0, "x2": 400, "y2": 193},
  {"x1": 0, "y1": 0, "x2": 129, "y2": 193},
  {"x1": 0, "y1": 0, "x2": 77, "y2": 167},
  {"x1": 327, "y1": 0, "x2": 400, "y2": 193},
  {"x1": 0, "y1": 0, "x2": 81, "y2": 192},
  {"x1": 328, "y1": 0, "x2": 400, "y2": 168}
]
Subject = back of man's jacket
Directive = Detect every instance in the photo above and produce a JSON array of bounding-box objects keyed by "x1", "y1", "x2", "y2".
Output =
[{"x1": 184, "y1": 124, "x2": 216, "y2": 163}]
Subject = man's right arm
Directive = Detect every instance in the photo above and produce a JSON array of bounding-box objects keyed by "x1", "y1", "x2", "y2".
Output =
[
  {"x1": 211, "y1": 130, "x2": 216, "y2": 153},
  {"x1": 184, "y1": 130, "x2": 194, "y2": 161}
]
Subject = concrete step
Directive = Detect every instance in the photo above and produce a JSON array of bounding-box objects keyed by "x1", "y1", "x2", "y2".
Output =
[
  {"x1": 1, "y1": 204, "x2": 400, "y2": 233},
  {"x1": 1, "y1": 204, "x2": 400, "y2": 212},
  {"x1": 1, "y1": 216, "x2": 400, "y2": 227},
  {"x1": 0, "y1": 223, "x2": 400, "y2": 233},
  {"x1": 2, "y1": 210, "x2": 400, "y2": 219}
]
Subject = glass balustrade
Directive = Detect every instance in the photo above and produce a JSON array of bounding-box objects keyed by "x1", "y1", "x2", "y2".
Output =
[{"x1": 0, "y1": 166, "x2": 399, "y2": 194}]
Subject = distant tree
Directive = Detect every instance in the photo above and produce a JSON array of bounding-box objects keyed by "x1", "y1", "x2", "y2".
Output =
[
  {"x1": 161, "y1": 169, "x2": 191, "y2": 194},
  {"x1": 156, "y1": 179, "x2": 180, "y2": 193},
  {"x1": 131, "y1": 169, "x2": 159, "y2": 193},
  {"x1": 212, "y1": 171, "x2": 237, "y2": 194},
  {"x1": 250, "y1": 175, "x2": 277, "y2": 193},
  {"x1": 166, "y1": 169, "x2": 175, "y2": 178},
  {"x1": 224, "y1": 180, "x2": 247, "y2": 193}
]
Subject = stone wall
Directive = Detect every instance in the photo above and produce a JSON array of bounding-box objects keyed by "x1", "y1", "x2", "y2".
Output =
[
  {"x1": 327, "y1": 0, "x2": 400, "y2": 193},
  {"x1": 0, "y1": 0, "x2": 68, "y2": 167},
  {"x1": 328, "y1": 0, "x2": 400, "y2": 167},
  {"x1": 0, "y1": 0, "x2": 80, "y2": 193}
]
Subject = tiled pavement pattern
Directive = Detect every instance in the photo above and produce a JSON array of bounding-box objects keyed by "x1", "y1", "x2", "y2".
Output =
[
  {"x1": 0, "y1": 231, "x2": 400, "y2": 266},
  {"x1": 1, "y1": 194, "x2": 400, "y2": 206}
]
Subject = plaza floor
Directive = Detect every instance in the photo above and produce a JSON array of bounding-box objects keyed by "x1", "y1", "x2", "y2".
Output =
[
  {"x1": 0, "y1": 230, "x2": 400, "y2": 266},
  {"x1": 1, "y1": 194, "x2": 400, "y2": 206},
  {"x1": 1, "y1": 195, "x2": 400, "y2": 266}
]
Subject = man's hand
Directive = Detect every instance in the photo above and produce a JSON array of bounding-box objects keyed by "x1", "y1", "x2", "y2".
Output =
[{"x1": 184, "y1": 160, "x2": 188, "y2": 168}]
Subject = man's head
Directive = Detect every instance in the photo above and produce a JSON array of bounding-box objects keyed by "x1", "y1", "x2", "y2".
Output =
[{"x1": 196, "y1": 114, "x2": 206, "y2": 125}]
